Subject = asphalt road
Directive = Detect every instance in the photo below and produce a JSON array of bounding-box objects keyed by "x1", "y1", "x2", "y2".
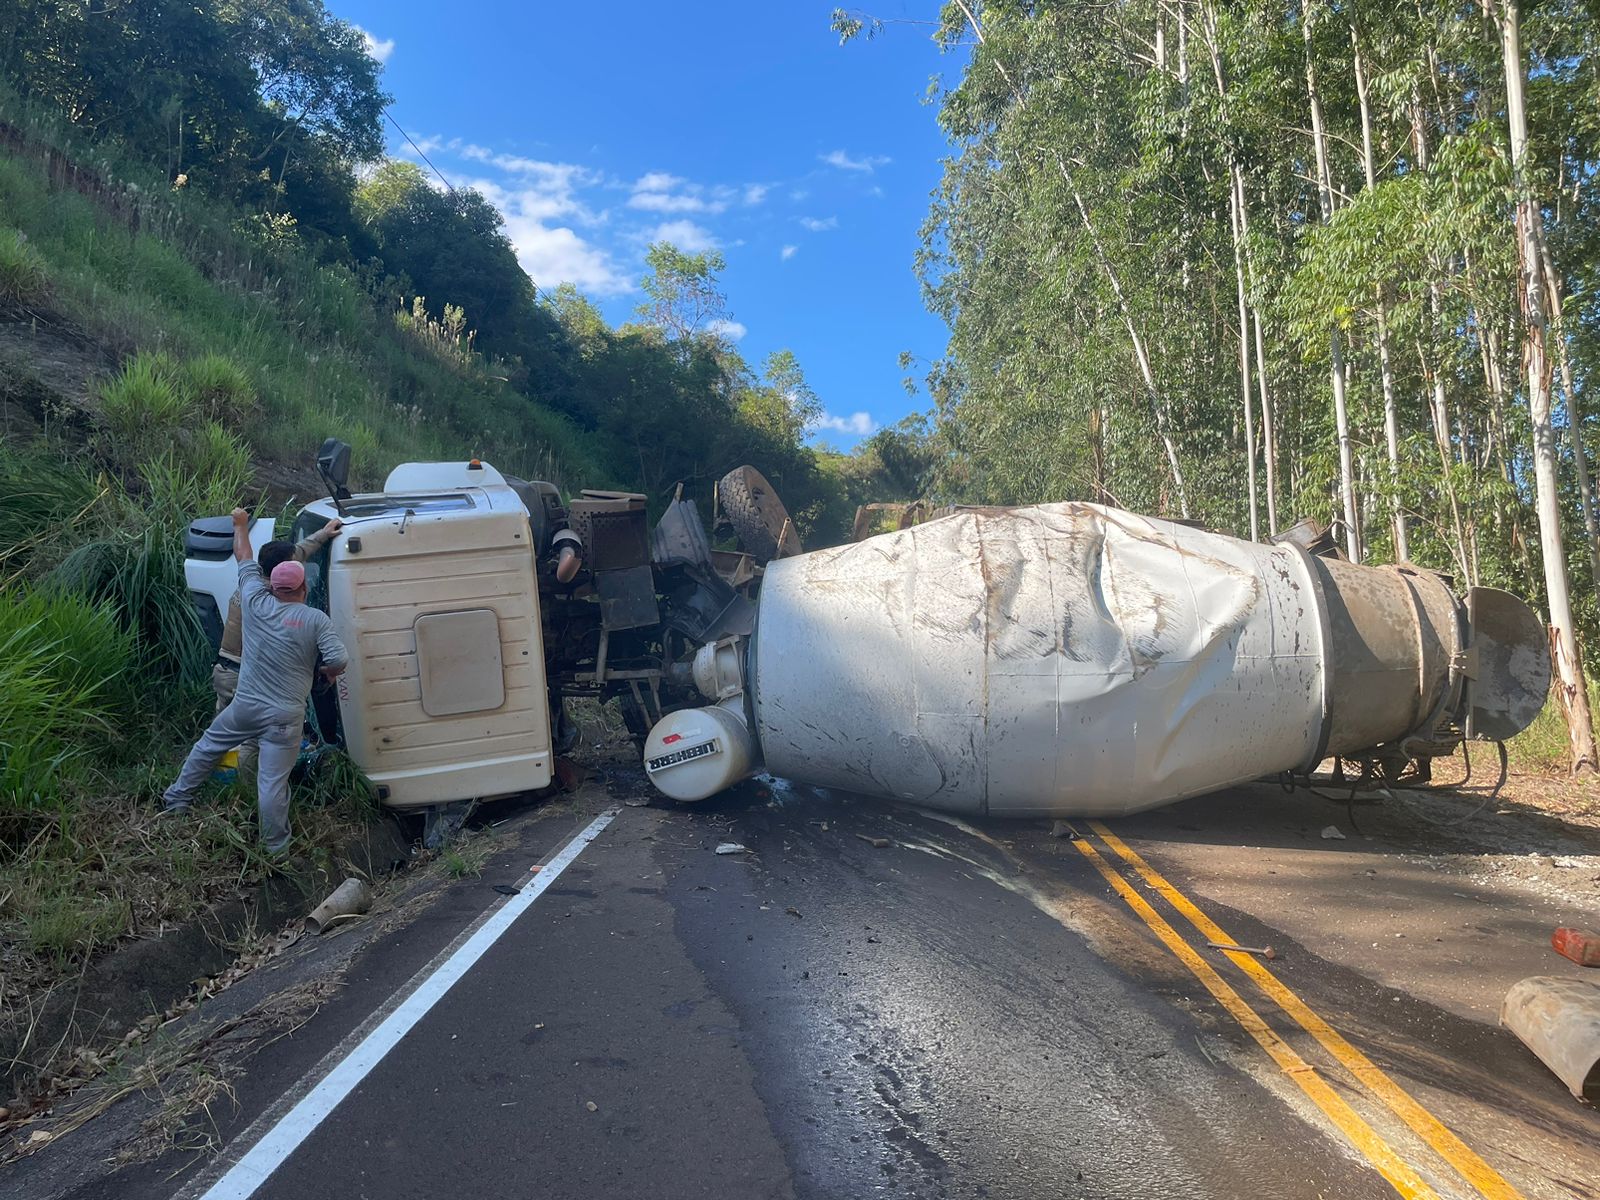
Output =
[{"x1": 12, "y1": 775, "x2": 1600, "y2": 1200}]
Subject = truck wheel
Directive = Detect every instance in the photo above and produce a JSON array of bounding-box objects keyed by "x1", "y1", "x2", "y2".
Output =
[{"x1": 718, "y1": 466, "x2": 802, "y2": 565}]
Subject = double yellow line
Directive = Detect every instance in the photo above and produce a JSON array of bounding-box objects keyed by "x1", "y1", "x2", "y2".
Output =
[{"x1": 1072, "y1": 821, "x2": 1524, "y2": 1200}]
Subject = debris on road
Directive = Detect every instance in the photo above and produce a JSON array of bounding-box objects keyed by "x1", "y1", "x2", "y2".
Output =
[
  {"x1": 491, "y1": 884, "x2": 520, "y2": 896},
  {"x1": 1207, "y1": 941, "x2": 1279, "y2": 960},
  {"x1": 1552, "y1": 928, "x2": 1600, "y2": 968},
  {"x1": 1502, "y1": 975, "x2": 1600, "y2": 1101},
  {"x1": 1320, "y1": 825, "x2": 1347, "y2": 840},
  {"x1": 715, "y1": 842, "x2": 749, "y2": 855},
  {"x1": 585, "y1": 1100, "x2": 598, "y2": 1113},
  {"x1": 785, "y1": 906, "x2": 802, "y2": 918},
  {"x1": 305, "y1": 878, "x2": 374, "y2": 935},
  {"x1": 1049, "y1": 821, "x2": 1079, "y2": 839},
  {"x1": 854, "y1": 834, "x2": 890, "y2": 849}
]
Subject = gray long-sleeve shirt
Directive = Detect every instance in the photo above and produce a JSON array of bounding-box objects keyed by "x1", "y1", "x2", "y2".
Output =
[
  {"x1": 233, "y1": 560, "x2": 347, "y2": 719},
  {"x1": 218, "y1": 533, "x2": 326, "y2": 664}
]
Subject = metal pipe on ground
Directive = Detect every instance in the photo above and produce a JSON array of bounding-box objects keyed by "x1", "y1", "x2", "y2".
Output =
[
  {"x1": 305, "y1": 878, "x2": 374, "y2": 935},
  {"x1": 1503, "y1": 976, "x2": 1600, "y2": 1102}
]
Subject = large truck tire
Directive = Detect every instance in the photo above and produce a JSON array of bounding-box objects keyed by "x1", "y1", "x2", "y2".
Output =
[{"x1": 718, "y1": 466, "x2": 802, "y2": 565}]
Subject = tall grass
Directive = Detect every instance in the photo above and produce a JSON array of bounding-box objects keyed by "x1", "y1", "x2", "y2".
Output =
[
  {"x1": 50, "y1": 522, "x2": 211, "y2": 682},
  {"x1": 181, "y1": 353, "x2": 257, "y2": 425},
  {"x1": 0, "y1": 446, "x2": 108, "y2": 571},
  {"x1": 0, "y1": 225, "x2": 48, "y2": 307},
  {"x1": 0, "y1": 590, "x2": 136, "y2": 821},
  {"x1": 1510, "y1": 685, "x2": 1600, "y2": 774},
  {"x1": 0, "y1": 101, "x2": 614, "y2": 492},
  {"x1": 98, "y1": 351, "x2": 195, "y2": 464}
]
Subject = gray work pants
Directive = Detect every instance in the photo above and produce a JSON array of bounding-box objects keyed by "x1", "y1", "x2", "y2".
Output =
[
  {"x1": 164, "y1": 699, "x2": 301, "y2": 852},
  {"x1": 211, "y1": 663, "x2": 259, "y2": 781}
]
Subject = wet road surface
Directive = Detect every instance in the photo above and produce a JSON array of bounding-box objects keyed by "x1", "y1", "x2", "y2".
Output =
[{"x1": 14, "y1": 779, "x2": 1600, "y2": 1200}]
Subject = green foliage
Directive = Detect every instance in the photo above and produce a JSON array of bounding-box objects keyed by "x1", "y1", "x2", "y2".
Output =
[
  {"x1": 636, "y1": 242, "x2": 730, "y2": 340},
  {"x1": 356, "y1": 161, "x2": 556, "y2": 363},
  {"x1": 51, "y1": 522, "x2": 211, "y2": 683},
  {"x1": 295, "y1": 748, "x2": 378, "y2": 819},
  {"x1": 0, "y1": 0, "x2": 388, "y2": 247},
  {"x1": 896, "y1": 0, "x2": 1600, "y2": 674},
  {"x1": 0, "y1": 225, "x2": 47, "y2": 307},
  {"x1": 0, "y1": 589, "x2": 136, "y2": 820},
  {"x1": 0, "y1": 446, "x2": 107, "y2": 569},
  {"x1": 99, "y1": 352, "x2": 198, "y2": 465},
  {"x1": 182, "y1": 353, "x2": 258, "y2": 426},
  {"x1": 0, "y1": 122, "x2": 610, "y2": 493},
  {"x1": 24, "y1": 890, "x2": 133, "y2": 965},
  {"x1": 141, "y1": 428, "x2": 253, "y2": 517}
]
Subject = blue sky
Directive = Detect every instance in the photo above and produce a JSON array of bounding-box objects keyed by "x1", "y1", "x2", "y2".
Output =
[{"x1": 330, "y1": 1, "x2": 962, "y2": 451}]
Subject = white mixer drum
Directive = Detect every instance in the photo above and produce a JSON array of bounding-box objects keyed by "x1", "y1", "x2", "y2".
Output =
[{"x1": 749, "y1": 503, "x2": 1329, "y2": 818}]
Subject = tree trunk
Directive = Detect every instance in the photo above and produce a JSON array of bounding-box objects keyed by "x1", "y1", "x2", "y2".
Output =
[
  {"x1": 1229, "y1": 171, "x2": 1260, "y2": 540},
  {"x1": 1498, "y1": 0, "x2": 1597, "y2": 771},
  {"x1": 1199, "y1": 4, "x2": 1261, "y2": 539},
  {"x1": 1539, "y1": 235, "x2": 1600, "y2": 596},
  {"x1": 1351, "y1": 19, "x2": 1407, "y2": 559},
  {"x1": 1229, "y1": 167, "x2": 1282, "y2": 534},
  {"x1": 1302, "y1": 4, "x2": 1361, "y2": 559},
  {"x1": 954, "y1": 0, "x2": 1192, "y2": 517},
  {"x1": 1252, "y1": 308, "x2": 1280, "y2": 534}
]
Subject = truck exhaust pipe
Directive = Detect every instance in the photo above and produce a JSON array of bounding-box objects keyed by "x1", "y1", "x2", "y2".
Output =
[{"x1": 646, "y1": 503, "x2": 1550, "y2": 816}]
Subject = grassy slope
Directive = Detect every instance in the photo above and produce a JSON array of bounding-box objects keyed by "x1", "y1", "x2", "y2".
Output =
[
  {"x1": 0, "y1": 130, "x2": 613, "y2": 494},
  {"x1": 0, "y1": 116, "x2": 621, "y2": 998}
]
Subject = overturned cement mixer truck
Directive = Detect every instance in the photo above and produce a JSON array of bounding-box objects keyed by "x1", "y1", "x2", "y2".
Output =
[{"x1": 184, "y1": 440, "x2": 1551, "y2": 822}]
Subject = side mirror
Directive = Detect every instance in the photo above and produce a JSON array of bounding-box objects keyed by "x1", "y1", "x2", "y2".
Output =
[{"x1": 317, "y1": 438, "x2": 352, "y2": 510}]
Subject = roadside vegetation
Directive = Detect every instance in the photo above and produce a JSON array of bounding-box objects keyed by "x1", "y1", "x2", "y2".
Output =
[
  {"x1": 4, "y1": 0, "x2": 1597, "y2": 1035},
  {"x1": 0, "y1": 0, "x2": 925, "y2": 1017},
  {"x1": 841, "y1": 1, "x2": 1600, "y2": 776}
]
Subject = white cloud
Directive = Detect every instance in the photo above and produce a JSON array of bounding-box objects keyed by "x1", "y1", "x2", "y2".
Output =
[
  {"x1": 821, "y1": 149, "x2": 891, "y2": 173},
  {"x1": 512, "y1": 224, "x2": 630, "y2": 296},
  {"x1": 815, "y1": 411, "x2": 879, "y2": 436},
  {"x1": 799, "y1": 216, "x2": 838, "y2": 232},
  {"x1": 780, "y1": 244, "x2": 798, "y2": 261},
  {"x1": 635, "y1": 171, "x2": 684, "y2": 192},
  {"x1": 707, "y1": 319, "x2": 747, "y2": 342},
  {"x1": 629, "y1": 172, "x2": 729, "y2": 215},
  {"x1": 631, "y1": 191, "x2": 714, "y2": 213},
  {"x1": 355, "y1": 25, "x2": 395, "y2": 64},
  {"x1": 743, "y1": 183, "x2": 770, "y2": 205},
  {"x1": 650, "y1": 219, "x2": 718, "y2": 253},
  {"x1": 466, "y1": 164, "x2": 600, "y2": 224},
  {"x1": 465, "y1": 176, "x2": 628, "y2": 295}
]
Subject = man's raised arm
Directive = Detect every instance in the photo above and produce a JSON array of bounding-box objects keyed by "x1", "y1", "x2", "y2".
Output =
[{"x1": 231, "y1": 507, "x2": 253, "y2": 563}]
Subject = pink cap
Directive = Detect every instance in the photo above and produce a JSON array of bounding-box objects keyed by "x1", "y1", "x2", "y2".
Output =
[{"x1": 270, "y1": 560, "x2": 306, "y2": 594}]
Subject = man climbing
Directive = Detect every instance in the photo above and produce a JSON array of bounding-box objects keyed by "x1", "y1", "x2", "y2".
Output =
[
  {"x1": 164, "y1": 508, "x2": 348, "y2": 853},
  {"x1": 212, "y1": 518, "x2": 343, "y2": 780}
]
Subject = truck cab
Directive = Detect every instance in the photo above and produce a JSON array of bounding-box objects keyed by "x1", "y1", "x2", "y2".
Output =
[{"x1": 292, "y1": 459, "x2": 553, "y2": 809}]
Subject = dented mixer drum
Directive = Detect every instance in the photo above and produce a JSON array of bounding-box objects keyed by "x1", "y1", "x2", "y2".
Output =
[{"x1": 742, "y1": 503, "x2": 1549, "y2": 818}]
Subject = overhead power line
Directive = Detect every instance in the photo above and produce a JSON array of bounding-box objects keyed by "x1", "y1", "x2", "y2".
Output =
[{"x1": 383, "y1": 108, "x2": 455, "y2": 191}]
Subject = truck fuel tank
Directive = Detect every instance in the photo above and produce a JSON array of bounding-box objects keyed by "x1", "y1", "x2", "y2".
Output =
[{"x1": 653, "y1": 502, "x2": 1550, "y2": 817}]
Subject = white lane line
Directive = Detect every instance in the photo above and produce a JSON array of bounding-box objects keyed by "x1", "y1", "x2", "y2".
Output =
[{"x1": 188, "y1": 808, "x2": 619, "y2": 1200}]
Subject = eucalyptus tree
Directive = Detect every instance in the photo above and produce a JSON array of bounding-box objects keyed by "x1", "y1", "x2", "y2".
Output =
[
  {"x1": 1493, "y1": 0, "x2": 1597, "y2": 768},
  {"x1": 838, "y1": 0, "x2": 1600, "y2": 768}
]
